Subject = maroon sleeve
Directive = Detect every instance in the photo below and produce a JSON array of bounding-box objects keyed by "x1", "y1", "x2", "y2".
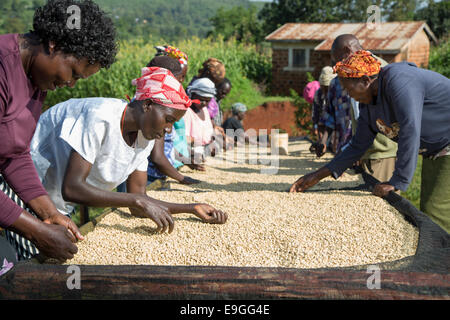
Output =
[
  {"x1": 0, "y1": 101, "x2": 24, "y2": 227},
  {"x1": 0, "y1": 191, "x2": 24, "y2": 228},
  {"x1": 0, "y1": 61, "x2": 25, "y2": 227}
]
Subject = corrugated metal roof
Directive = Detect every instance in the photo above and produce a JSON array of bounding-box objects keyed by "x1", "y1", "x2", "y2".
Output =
[{"x1": 265, "y1": 22, "x2": 431, "y2": 52}]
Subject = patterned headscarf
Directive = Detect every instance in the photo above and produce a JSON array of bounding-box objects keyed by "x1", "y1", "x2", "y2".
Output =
[
  {"x1": 131, "y1": 67, "x2": 191, "y2": 110},
  {"x1": 155, "y1": 45, "x2": 188, "y2": 67},
  {"x1": 198, "y1": 58, "x2": 226, "y2": 82},
  {"x1": 186, "y1": 77, "x2": 216, "y2": 98},
  {"x1": 333, "y1": 50, "x2": 381, "y2": 78},
  {"x1": 232, "y1": 102, "x2": 247, "y2": 115}
]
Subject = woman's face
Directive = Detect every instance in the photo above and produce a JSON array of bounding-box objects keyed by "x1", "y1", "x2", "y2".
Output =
[
  {"x1": 216, "y1": 82, "x2": 231, "y2": 101},
  {"x1": 30, "y1": 49, "x2": 100, "y2": 92},
  {"x1": 140, "y1": 102, "x2": 186, "y2": 140},
  {"x1": 237, "y1": 111, "x2": 246, "y2": 121},
  {"x1": 177, "y1": 65, "x2": 188, "y2": 84},
  {"x1": 190, "y1": 93, "x2": 211, "y2": 110},
  {"x1": 339, "y1": 77, "x2": 375, "y2": 104}
]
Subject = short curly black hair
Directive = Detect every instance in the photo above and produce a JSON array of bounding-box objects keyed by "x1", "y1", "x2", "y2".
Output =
[
  {"x1": 147, "y1": 56, "x2": 182, "y2": 77},
  {"x1": 31, "y1": 0, "x2": 118, "y2": 69}
]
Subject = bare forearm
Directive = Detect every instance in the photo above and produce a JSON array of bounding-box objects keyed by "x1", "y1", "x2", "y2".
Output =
[
  {"x1": 175, "y1": 151, "x2": 190, "y2": 165},
  {"x1": 9, "y1": 210, "x2": 44, "y2": 243},
  {"x1": 64, "y1": 181, "x2": 195, "y2": 214},
  {"x1": 316, "y1": 166, "x2": 332, "y2": 180},
  {"x1": 28, "y1": 195, "x2": 60, "y2": 220},
  {"x1": 153, "y1": 156, "x2": 185, "y2": 182},
  {"x1": 151, "y1": 199, "x2": 195, "y2": 214},
  {"x1": 63, "y1": 183, "x2": 140, "y2": 209}
]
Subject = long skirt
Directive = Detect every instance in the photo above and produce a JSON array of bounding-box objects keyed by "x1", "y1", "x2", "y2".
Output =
[{"x1": 421, "y1": 155, "x2": 450, "y2": 234}]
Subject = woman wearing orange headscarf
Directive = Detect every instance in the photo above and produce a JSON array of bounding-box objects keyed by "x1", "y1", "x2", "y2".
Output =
[{"x1": 290, "y1": 50, "x2": 450, "y2": 233}]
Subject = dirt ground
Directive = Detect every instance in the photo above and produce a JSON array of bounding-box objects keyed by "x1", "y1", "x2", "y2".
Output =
[{"x1": 224, "y1": 101, "x2": 301, "y2": 137}]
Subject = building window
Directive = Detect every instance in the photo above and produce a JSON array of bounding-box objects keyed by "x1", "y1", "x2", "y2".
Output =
[
  {"x1": 281, "y1": 47, "x2": 314, "y2": 72},
  {"x1": 292, "y1": 49, "x2": 306, "y2": 68}
]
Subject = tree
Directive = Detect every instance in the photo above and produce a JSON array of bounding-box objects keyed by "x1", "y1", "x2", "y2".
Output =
[
  {"x1": 258, "y1": 0, "x2": 344, "y2": 35},
  {"x1": 0, "y1": 0, "x2": 41, "y2": 34},
  {"x1": 209, "y1": 5, "x2": 265, "y2": 44},
  {"x1": 257, "y1": 0, "x2": 427, "y2": 35},
  {"x1": 384, "y1": 0, "x2": 422, "y2": 21},
  {"x1": 2, "y1": 17, "x2": 26, "y2": 34},
  {"x1": 429, "y1": 38, "x2": 450, "y2": 77},
  {"x1": 415, "y1": 0, "x2": 450, "y2": 40}
]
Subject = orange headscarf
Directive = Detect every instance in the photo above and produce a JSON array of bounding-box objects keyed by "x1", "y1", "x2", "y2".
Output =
[{"x1": 333, "y1": 50, "x2": 381, "y2": 78}]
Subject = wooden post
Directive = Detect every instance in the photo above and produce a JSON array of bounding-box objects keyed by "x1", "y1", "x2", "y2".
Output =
[{"x1": 79, "y1": 205, "x2": 90, "y2": 226}]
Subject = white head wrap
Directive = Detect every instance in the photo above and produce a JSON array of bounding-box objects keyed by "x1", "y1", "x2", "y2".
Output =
[{"x1": 187, "y1": 78, "x2": 216, "y2": 98}]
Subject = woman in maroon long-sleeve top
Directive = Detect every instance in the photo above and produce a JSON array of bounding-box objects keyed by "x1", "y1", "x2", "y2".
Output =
[{"x1": 0, "y1": 0, "x2": 118, "y2": 269}]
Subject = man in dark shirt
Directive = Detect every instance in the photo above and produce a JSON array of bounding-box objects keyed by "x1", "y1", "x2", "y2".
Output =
[{"x1": 222, "y1": 103, "x2": 247, "y2": 145}]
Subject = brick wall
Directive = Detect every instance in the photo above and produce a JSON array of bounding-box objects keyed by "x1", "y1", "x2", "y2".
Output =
[
  {"x1": 407, "y1": 30, "x2": 430, "y2": 68},
  {"x1": 376, "y1": 53, "x2": 401, "y2": 63},
  {"x1": 310, "y1": 51, "x2": 332, "y2": 80},
  {"x1": 369, "y1": 31, "x2": 430, "y2": 67},
  {"x1": 271, "y1": 49, "x2": 332, "y2": 96},
  {"x1": 271, "y1": 49, "x2": 307, "y2": 96}
]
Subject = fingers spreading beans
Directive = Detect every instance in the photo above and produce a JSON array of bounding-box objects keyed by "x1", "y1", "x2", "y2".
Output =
[{"x1": 65, "y1": 141, "x2": 418, "y2": 267}]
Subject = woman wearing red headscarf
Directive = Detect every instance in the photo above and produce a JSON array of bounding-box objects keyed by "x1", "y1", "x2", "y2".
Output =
[{"x1": 26, "y1": 67, "x2": 227, "y2": 258}]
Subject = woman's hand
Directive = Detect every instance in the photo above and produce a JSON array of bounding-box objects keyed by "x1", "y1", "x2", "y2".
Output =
[
  {"x1": 289, "y1": 173, "x2": 321, "y2": 193},
  {"x1": 373, "y1": 183, "x2": 396, "y2": 198},
  {"x1": 11, "y1": 211, "x2": 78, "y2": 262},
  {"x1": 289, "y1": 167, "x2": 331, "y2": 193},
  {"x1": 33, "y1": 223, "x2": 79, "y2": 262},
  {"x1": 214, "y1": 126, "x2": 226, "y2": 137},
  {"x1": 27, "y1": 195, "x2": 84, "y2": 241},
  {"x1": 131, "y1": 195, "x2": 174, "y2": 233},
  {"x1": 315, "y1": 143, "x2": 326, "y2": 158},
  {"x1": 43, "y1": 212, "x2": 84, "y2": 242},
  {"x1": 192, "y1": 204, "x2": 228, "y2": 224},
  {"x1": 187, "y1": 162, "x2": 206, "y2": 171},
  {"x1": 180, "y1": 176, "x2": 202, "y2": 185}
]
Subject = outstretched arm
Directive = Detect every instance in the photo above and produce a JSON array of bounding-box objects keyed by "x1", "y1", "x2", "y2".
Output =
[
  {"x1": 290, "y1": 106, "x2": 376, "y2": 193},
  {"x1": 127, "y1": 170, "x2": 226, "y2": 224},
  {"x1": 62, "y1": 150, "x2": 225, "y2": 231},
  {"x1": 62, "y1": 149, "x2": 175, "y2": 233},
  {"x1": 150, "y1": 137, "x2": 188, "y2": 183}
]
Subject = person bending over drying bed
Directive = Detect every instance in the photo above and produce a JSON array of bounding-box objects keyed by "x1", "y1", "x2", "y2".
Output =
[
  {"x1": 0, "y1": 0, "x2": 118, "y2": 264},
  {"x1": 184, "y1": 78, "x2": 221, "y2": 161},
  {"x1": 146, "y1": 54, "x2": 205, "y2": 182},
  {"x1": 115, "y1": 55, "x2": 202, "y2": 192},
  {"x1": 289, "y1": 50, "x2": 450, "y2": 233},
  {"x1": 30, "y1": 67, "x2": 227, "y2": 244}
]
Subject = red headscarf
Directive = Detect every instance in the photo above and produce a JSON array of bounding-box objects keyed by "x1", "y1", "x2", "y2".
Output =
[
  {"x1": 131, "y1": 67, "x2": 192, "y2": 110},
  {"x1": 333, "y1": 50, "x2": 381, "y2": 78}
]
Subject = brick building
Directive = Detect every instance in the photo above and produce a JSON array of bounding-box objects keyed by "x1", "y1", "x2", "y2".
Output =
[{"x1": 265, "y1": 22, "x2": 437, "y2": 96}]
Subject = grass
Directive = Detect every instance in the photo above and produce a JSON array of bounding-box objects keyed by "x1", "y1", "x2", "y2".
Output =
[{"x1": 71, "y1": 206, "x2": 106, "y2": 227}]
